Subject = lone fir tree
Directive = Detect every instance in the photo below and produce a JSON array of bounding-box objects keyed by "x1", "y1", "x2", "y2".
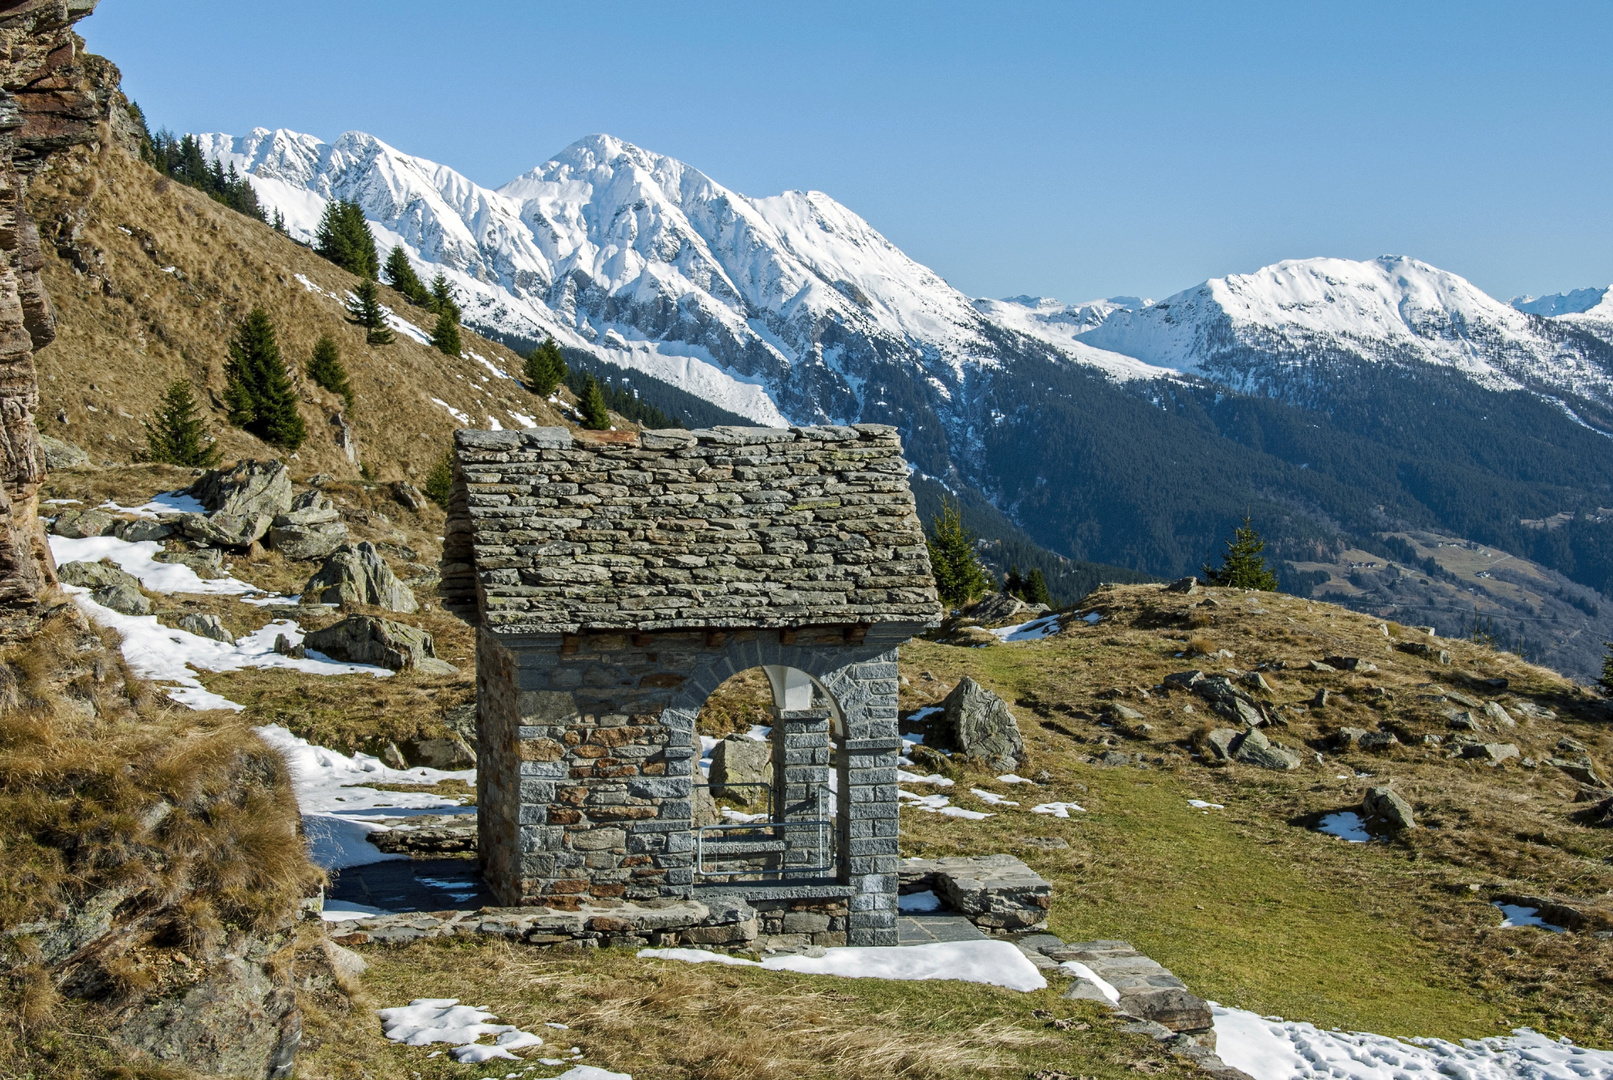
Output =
[
  {"x1": 1600, "y1": 642, "x2": 1613, "y2": 697},
  {"x1": 927, "y1": 498, "x2": 989, "y2": 606},
  {"x1": 428, "y1": 272, "x2": 461, "y2": 323},
  {"x1": 1005, "y1": 564, "x2": 1051, "y2": 606},
  {"x1": 307, "y1": 334, "x2": 354, "y2": 410},
  {"x1": 144, "y1": 379, "x2": 219, "y2": 467},
  {"x1": 578, "y1": 374, "x2": 610, "y2": 430},
  {"x1": 430, "y1": 307, "x2": 462, "y2": 356},
  {"x1": 1203, "y1": 514, "x2": 1279, "y2": 591},
  {"x1": 315, "y1": 199, "x2": 378, "y2": 278},
  {"x1": 523, "y1": 336, "x2": 568, "y2": 396},
  {"x1": 383, "y1": 245, "x2": 428, "y2": 306},
  {"x1": 346, "y1": 277, "x2": 394, "y2": 345},
  {"x1": 424, "y1": 448, "x2": 455, "y2": 509},
  {"x1": 223, "y1": 307, "x2": 305, "y2": 449}
]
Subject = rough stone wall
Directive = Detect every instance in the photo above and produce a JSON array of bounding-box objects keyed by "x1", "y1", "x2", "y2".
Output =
[
  {"x1": 0, "y1": 0, "x2": 118, "y2": 607},
  {"x1": 442, "y1": 424, "x2": 942, "y2": 632},
  {"x1": 477, "y1": 624, "x2": 909, "y2": 945}
]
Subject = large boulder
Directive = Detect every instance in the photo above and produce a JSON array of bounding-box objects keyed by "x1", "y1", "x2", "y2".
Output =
[
  {"x1": 1230, "y1": 726, "x2": 1301, "y2": 770},
  {"x1": 188, "y1": 459, "x2": 293, "y2": 519},
  {"x1": 155, "y1": 547, "x2": 225, "y2": 578},
  {"x1": 40, "y1": 434, "x2": 91, "y2": 468},
  {"x1": 117, "y1": 518, "x2": 173, "y2": 543},
  {"x1": 51, "y1": 507, "x2": 116, "y2": 538},
  {"x1": 268, "y1": 518, "x2": 349, "y2": 561},
  {"x1": 939, "y1": 676, "x2": 1025, "y2": 773},
  {"x1": 710, "y1": 735, "x2": 772, "y2": 804},
  {"x1": 966, "y1": 592, "x2": 1034, "y2": 625},
  {"x1": 176, "y1": 613, "x2": 234, "y2": 643},
  {"x1": 302, "y1": 615, "x2": 455, "y2": 674},
  {"x1": 91, "y1": 582, "x2": 151, "y2": 616},
  {"x1": 176, "y1": 511, "x2": 273, "y2": 548},
  {"x1": 57, "y1": 559, "x2": 139, "y2": 591},
  {"x1": 303, "y1": 541, "x2": 418, "y2": 612}
]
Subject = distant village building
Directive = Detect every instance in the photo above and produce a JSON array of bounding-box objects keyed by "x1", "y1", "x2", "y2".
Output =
[{"x1": 444, "y1": 425, "x2": 942, "y2": 946}]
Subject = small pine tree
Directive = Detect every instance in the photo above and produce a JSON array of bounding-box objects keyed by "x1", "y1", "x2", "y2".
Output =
[
  {"x1": 144, "y1": 379, "x2": 219, "y2": 467},
  {"x1": 927, "y1": 499, "x2": 989, "y2": 606},
  {"x1": 346, "y1": 277, "x2": 394, "y2": 345},
  {"x1": 307, "y1": 334, "x2": 354, "y2": 410},
  {"x1": 579, "y1": 374, "x2": 610, "y2": 429},
  {"x1": 1025, "y1": 567, "x2": 1052, "y2": 607},
  {"x1": 1203, "y1": 514, "x2": 1279, "y2": 591},
  {"x1": 523, "y1": 337, "x2": 568, "y2": 396},
  {"x1": 383, "y1": 245, "x2": 428, "y2": 305},
  {"x1": 428, "y1": 272, "x2": 461, "y2": 323},
  {"x1": 423, "y1": 448, "x2": 454, "y2": 509},
  {"x1": 223, "y1": 307, "x2": 305, "y2": 449},
  {"x1": 272, "y1": 208, "x2": 286, "y2": 234},
  {"x1": 1600, "y1": 642, "x2": 1613, "y2": 697},
  {"x1": 315, "y1": 199, "x2": 378, "y2": 278},
  {"x1": 431, "y1": 308, "x2": 462, "y2": 356}
]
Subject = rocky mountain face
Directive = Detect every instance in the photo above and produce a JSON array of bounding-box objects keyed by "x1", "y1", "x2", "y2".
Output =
[{"x1": 0, "y1": 0, "x2": 124, "y2": 607}]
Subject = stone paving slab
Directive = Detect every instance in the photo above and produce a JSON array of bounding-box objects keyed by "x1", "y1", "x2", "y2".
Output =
[{"x1": 895, "y1": 914, "x2": 987, "y2": 945}]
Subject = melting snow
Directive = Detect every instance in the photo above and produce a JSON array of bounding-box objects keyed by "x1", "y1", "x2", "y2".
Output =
[
  {"x1": 1189, "y1": 799, "x2": 1226, "y2": 810},
  {"x1": 1031, "y1": 802, "x2": 1085, "y2": 817},
  {"x1": 895, "y1": 770, "x2": 953, "y2": 786},
  {"x1": 897, "y1": 790, "x2": 993, "y2": 819},
  {"x1": 1494, "y1": 903, "x2": 1568, "y2": 933},
  {"x1": 989, "y1": 614, "x2": 1062, "y2": 642},
  {"x1": 50, "y1": 534, "x2": 261, "y2": 596},
  {"x1": 1212, "y1": 1004, "x2": 1613, "y2": 1080},
  {"x1": 378, "y1": 999, "x2": 550, "y2": 1066},
  {"x1": 639, "y1": 940, "x2": 1046, "y2": 992},
  {"x1": 996, "y1": 773, "x2": 1033, "y2": 784},
  {"x1": 96, "y1": 490, "x2": 208, "y2": 519},
  {"x1": 431, "y1": 397, "x2": 470, "y2": 424},
  {"x1": 1316, "y1": 812, "x2": 1372, "y2": 842},
  {"x1": 970, "y1": 788, "x2": 1019, "y2": 807},
  {"x1": 897, "y1": 890, "x2": 943, "y2": 913}
]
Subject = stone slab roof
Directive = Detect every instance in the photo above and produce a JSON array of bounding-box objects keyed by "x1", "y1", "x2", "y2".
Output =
[{"x1": 441, "y1": 425, "x2": 943, "y2": 634}]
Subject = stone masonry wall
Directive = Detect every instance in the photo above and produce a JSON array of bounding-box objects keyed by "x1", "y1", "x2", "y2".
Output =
[{"x1": 476, "y1": 623, "x2": 912, "y2": 946}]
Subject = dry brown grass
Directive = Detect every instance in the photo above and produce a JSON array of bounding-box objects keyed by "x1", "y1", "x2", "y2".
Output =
[
  {"x1": 696, "y1": 667, "x2": 776, "y2": 738},
  {"x1": 293, "y1": 938, "x2": 1179, "y2": 1080},
  {"x1": 0, "y1": 599, "x2": 320, "y2": 1070},
  {"x1": 26, "y1": 140, "x2": 618, "y2": 484},
  {"x1": 897, "y1": 583, "x2": 1613, "y2": 1043}
]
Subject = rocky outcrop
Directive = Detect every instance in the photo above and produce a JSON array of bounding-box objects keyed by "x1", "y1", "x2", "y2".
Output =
[
  {"x1": 39, "y1": 432, "x2": 85, "y2": 466},
  {"x1": 188, "y1": 458, "x2": 294, "y2": 519},
  {"x1": 938, "y1": 676, "x2": 1025, "y2": 772},
  {"x1": 0, "y1": 0, "x2": 125, "y2": 604},
  {"x1": 1362, "y1": 785, "x2": 1416, "y2": 830},
  {"x1": 267, "y1": 490, "x2": 349, "y2": 560},
  {"x1": 303, "y1": 540, "x2": 417, "y2": 612},
  {"x1": 303, "y1": 613, "x2": 455, "y2": 673},
  {"x1": 176, "y1": 611, "x2": 232, "y2": 642},
  {"x1": 56, "y1": 557, "x2": 134, "y2": 590},
  {"x1": 898, "y1": 854, "x2": 1052, "y2": 932}
]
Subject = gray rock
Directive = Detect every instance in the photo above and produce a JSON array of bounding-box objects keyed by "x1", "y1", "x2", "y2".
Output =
[
  {"x1": 1323, "y1": 655, "x2": 1377, "y2": 673},
  {"x1": 710, "y1": 735, "x2": 772, "y2": 804},
  {"x1": 188, "y1": 458, "x2": 293, "y2": 519},
  {"x1": 302, "y1": 614, "x2": 455, "y2": 673},
  {"x1": 272, "y1": 633, "x2": 304, "y2": 659},
  {"x1": 369, "y1": 815, "x2": 476, "y2": 855},
  {"x1": 176, "y1": 613, "x2": 233, "y2": 643},
  {"x1": 693, "y1": 783, "x2": 721, "y2": 827},
  {"x1": 1446, "y1": 710, "x2": 1482, "y2": 732},
  {"x1": 91, "y1": 582, "x2": 150, "y2": 616},
  {"x1": 1108, "y1": 702, "x2": 1145, "y2": 724},
  {"x1": 1359, "y1": 731, "x2": 1400, "y2": 751},
  {"x1": 1362, "y1": 785, "x2": 1416, "y2": 830},
  {"x1": 1164, "y1": 670, "x2": 1205, "y2": 691},
  {"x1": 154, "y1": 547, "x2": 225, "y2": 577},
  {"x1": 290, "y1": 489, "x2": 334, "y2": 513},
  {"x1": 442, "y1": 702, "x2": 478, "y2": 748},
  {"x1": 392, "y1": 481, "x2": 428, "y2": 511},
  {"x1": 1165, "y1": 577, "x2": 1198, "y2": 594},
  {"x1": 1242, "y1": 672, "x2": 1274, "y2": 693},
  {"x1": 118, "y1": 518, "x2": 173, "y2": 542},
  {"x1": 51, "y1": 507, "x2": 116, "y2": 538},
  {"x1": 1445, "y1": 690, "x2": 1482, "y2": 709},
  {"x1": 939, "y1": 676, "x2": 1025, "y2": 773},
  {"x1": 267, "y1": 520, "x2": 350, "y2": 561},
  {"x1": 1307, "y1": 660, "x2": 1338, "y2": 673},
  {"x1": 1462, "y1": 742, "x2": 1520, "y2": 764},
  {"x1": 1512, "y1": 700, "x2": 1556, "y2": 721},
  {"x1": 1482, "y1": 701, "x2": 1516, "y2": 728},
  {"x1": 57, "y1": 559, "x2": 139, "y2": 591},
  {"x1": 967, "y1": 591, "x2": 1032, "y2": 624},
  {"x1": 1204, "y1": 728, "x2": 1239, "y2": 762},
  {"x1": 1311, "y1": 688, "x2": 1330, "y2": 708},
  {"x1": 1549, "y1": 756, "x2": 1606, "y2": 788},
  {"x1": 177, "y1": 510, "x2": 273, "y2": 548},
  {"x1": 900, "y1": 854, "x2": 1051, "y2": 931},
  {"x1": 1395, "y1": 641, "x2": 1451, "y2": 664},
  {"x1": 1231, "y1": 726, "x2": 1301, "y2": 770},
  {"x1": 303, "y1": 541, "x2": 418, "y2": 612},
  {"x1": 40, "y1": 434, "x2": 91, "y2": 468},
  {"x1": 1334, "y1": 726, "x2": 1369, "y2": 749},
  {"x1": 408, "y1": 734, "x2": 476, "y2": 769}
]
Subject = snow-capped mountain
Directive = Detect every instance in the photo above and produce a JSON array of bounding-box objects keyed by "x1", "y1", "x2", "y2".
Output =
[
  {"x1": 971, "y1": 295, "x2": 1169, "y2": 382},
  {"x1": 1076, "y1": 256, "x2": 1613, "y2": 407},
  {"x1": 1512, "y1": 286, "x2": 1611, "y2": 318},
  {"x1": 199, "y1": 128, "x2": 1141, "y2": 430}
]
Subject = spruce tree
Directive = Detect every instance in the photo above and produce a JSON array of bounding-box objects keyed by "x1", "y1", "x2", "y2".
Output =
[
  {"x1": 423, "y1": 448, "x2": 454, "y2": 509},
  {"x1": 431, "y1": 308, "x2": 462, "y2": 356},
  {"x1": 315, "y1": 199, "x2": 378, "y2": 278},
  {"x1": 1600, "y1": 642, "x2": 1613, "y2": 697},
  {"x1": 579, "y1": 374, "x2": 611, "y2": 430},
  {"x1": 1025, "y1": 567, "x2": 1052, "y2": 607},
  {"x1": 428, "y1": 272, "x2": 461, "y2": 323},
  {"x1": 346, "y1": 277, "x2": 394, "y2": 345},
  {"x1": 1203, "y1": 514, "x2": 1279, "y2": 591},
  {"x1": 523, "y1": 337, "x2": 568, "y2": 396},
  {"x1": 384, "y1": 245, "x2": 428, "y2": 305},
  {"x1": 144, "y1": 379, "x2": 219, "y2": 467},
  {"x1": 927, "y1": 499, "x2": 989, "y2": 606},
  {"x1": 223, "y1": 307, "x2": 305, "y2": 449},
  {"x1": 307, "y1": 334, "x2": 355, "y2": 410}
]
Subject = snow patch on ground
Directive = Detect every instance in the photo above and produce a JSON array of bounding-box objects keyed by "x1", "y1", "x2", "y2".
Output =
[
  {"x1": 378, "y1": 999, "x2": 552, "y2": 1066},
  {"x1": 50, "y1": 534, "x2": 260, "y2": 596},
  {"x1": 430, "y1": 397, "x2": 470, "y2": 424},
  {"x1": 989, "y1": 614, "x2": 1062, "y2": 642},
  {"x1": 1030, "y1": 802, "x2": 1085, "y2": 817},
  {"x1": 1316, "y1": 811, "x2": 1371, "y2": 842},
  {"x1": 1212, "y1": 1004, "x2": 1613, "y2": 1080},
  {"x1": 1494, "y1": 903, "x2": 1567, "y2": 933},
  {"x1": 639, "y1": 940, "x2": 1046, "y2": 992},
  {"x1": 897, "y1": 790, "x2": 993, "y2": 819}
]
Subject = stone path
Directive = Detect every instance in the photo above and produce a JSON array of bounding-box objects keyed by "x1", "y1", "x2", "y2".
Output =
[{"x1": 895, "y1": 913, "x2": 987, "y2": 945}]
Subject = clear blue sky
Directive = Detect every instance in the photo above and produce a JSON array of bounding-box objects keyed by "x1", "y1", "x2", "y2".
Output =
[{"x1": 84, "y1": 1, "x2": 1613, "y2": 305}]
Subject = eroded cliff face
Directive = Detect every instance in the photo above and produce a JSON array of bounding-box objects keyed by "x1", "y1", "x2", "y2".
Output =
[{"x1": 0, "y1": 0, "x2": 117, "y2": 607}]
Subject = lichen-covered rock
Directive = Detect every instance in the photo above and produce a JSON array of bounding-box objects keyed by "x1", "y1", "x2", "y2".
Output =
[
  {"x1": 117, "y1": 518, "x2": 173, "y2": 542},
  {"x1": 91, "y1": 582, "x2": 149, "y2": 615},
  {"x1": 939, "y1": 676, "x2": 1025, "y2": 772},
  {"x1": 1231, "y1": 726, "x2": 1300, "y2": 770},
  {"x1": 40, "y1": 434, "x2": 90, "y2": 468},
  {"x1": 57, "y1": 559, "x2": 138, "y2": 590},
  {"x1": 303, "y1": 541, "x2": 418, "y2": 612},
  {"x1": 176, "y1": 510, "x2": 273, "y2": 548},
  {"x1": 154, "y1": 547, "x2": 225, "y2": 577},
  {"x1": 1463, "y1": 742, "x2": 1520, "y2": 764},
  {"x1": 51, "y1": 507, "x2": 115, "y2": 538},
  {"x1": 710, "y1": 735, "x2": 772, "y2": 804},
  {"x1": 268, "y1": 519, "x2": 349, "y2": 560},
  {"x1": 187, "y1": 458, "x2": 293, "y2": 519},
  {"x1": 899, "y1": 854, "x2": 1051, "y2": 931},
  {"x1": 303, "y1": 614, "x2": 455, "y2": 673},
  {"x1": 176, "y1": 612, "x2": 232, "y2": 642},
  {"x1": 1363, "y1": 785, "x2": 1416, "y2": 830}
]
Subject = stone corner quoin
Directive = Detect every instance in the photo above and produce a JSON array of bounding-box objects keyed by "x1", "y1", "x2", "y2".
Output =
[{"x1": 438, "y1": 423, "x2": 944, "y2": 947}]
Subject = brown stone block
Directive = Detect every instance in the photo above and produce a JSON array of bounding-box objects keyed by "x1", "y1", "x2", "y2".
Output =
[
  {"x1": 587, "y1": 805, "x2": 658, "y2": 820},
  {"x1": 622, "y1": 855, "x2": 652, "y2": 867},
  {"x1": 548, "y1": 808, "x2": 581, "y2": 825},
  {"x1": 639, "y1": 672, "x2": 685, "y2": 688},
  {"x1": 569, "y1": 766, "x2": 596, "y2": 779},
  {"x1": 587, "y1": 915, "x2": 633, "y2": 933},
  {"x1": 558, "y1": 786, "x2": 589, "y2": 806},
  {"x1": 549, "y1": 880, "x2": 590, "y2": 894},
  {"x1": 590, "y1": 884, "x2": 628, "y2": 898},
  {"x1": 520, "y1": 739, "x2": 566, "y2": 762},
  {"x1": 596, "y1": 765, "x2": 640, "y2": 778},
  {"x1": 590, "y1": 725, "x2": 649, "y2": 747}
]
